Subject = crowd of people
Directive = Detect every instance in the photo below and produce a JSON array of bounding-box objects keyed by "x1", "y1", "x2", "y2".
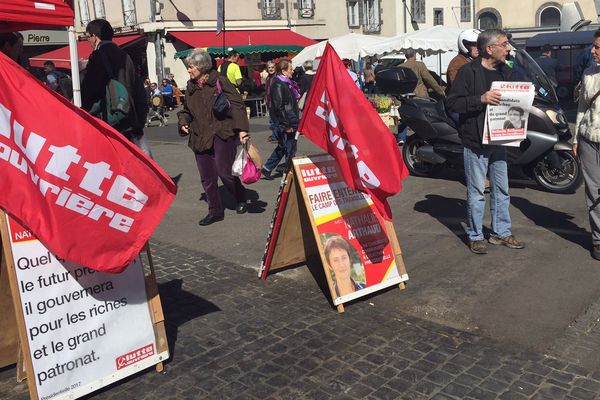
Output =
[{"x1": 4, "y1": 20, "x2": 600, "y2": 262}]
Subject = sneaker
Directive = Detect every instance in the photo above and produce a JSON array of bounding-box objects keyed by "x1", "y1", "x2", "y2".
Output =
[
  {"x1": 488, "y1": 235, "x2": 525, "y2": 249},
  {"x1": 469, "y1": 240, "x2": 487, "y2": 254},
  {"x1": 261, "y1": 168, "x2": 273, "y2": 180},
  {"x1": 397, "y1": 139, "x2": 405, "y2": 145},
  {"x1": 592, "y1": 245, "x2": 600, "y2": 261}
]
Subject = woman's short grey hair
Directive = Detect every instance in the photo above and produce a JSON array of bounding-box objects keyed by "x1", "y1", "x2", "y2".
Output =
[
  {"x1": 185, "y1": 49, "x2": 213, "y2": 74},
  {"x1": 303, "y1": 60, "x2": 313, "y2": 71}
]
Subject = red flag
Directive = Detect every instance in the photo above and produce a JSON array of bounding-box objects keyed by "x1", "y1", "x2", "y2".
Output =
[
  {"x1": 0, "y1": 53, "x2": 176, "y2": 273},
  {"x1": 298, "y1": 43, "x2": 408, "y2": 220}
]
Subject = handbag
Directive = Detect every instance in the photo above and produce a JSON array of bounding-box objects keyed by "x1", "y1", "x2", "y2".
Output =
[
  {"x1": 241, "y1": 143, "x2": 261, "y2": 184},
  {"x1": 232, "y1": 145, "x2": 245, "y2": 176},
  {"x1": 213, "y1": 78, "x2": 231, "y2": 119}
]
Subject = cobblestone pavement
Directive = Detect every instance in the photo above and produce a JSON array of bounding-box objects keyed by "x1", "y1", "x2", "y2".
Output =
[{"x1": 3, "y1": 241, "x2": 600, "y2": 400}]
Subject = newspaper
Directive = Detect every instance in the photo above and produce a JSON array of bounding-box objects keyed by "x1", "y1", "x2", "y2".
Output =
[{"x1": 483, "y1": 81, "x2": 535, "y2": 147}]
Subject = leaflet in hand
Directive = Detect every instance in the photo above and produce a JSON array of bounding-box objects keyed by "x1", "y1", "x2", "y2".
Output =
[{"x1": 483, "y1": 81, "x2": 535, "y2": 146}]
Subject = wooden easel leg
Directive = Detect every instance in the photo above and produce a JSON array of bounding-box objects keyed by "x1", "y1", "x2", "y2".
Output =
[
  {"x1": 336, "y1": 304, "x2": 345, "y2": 313},
  {"x1": 155, "y1": 361, "x2": 164, "y2": 373},
  {"x1": 399, "y1": 282, "x2": 406, "y2": 290}
]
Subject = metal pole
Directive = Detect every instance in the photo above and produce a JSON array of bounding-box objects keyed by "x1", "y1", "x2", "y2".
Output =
[
  {"x1": 222, "y1": 0, "x2": 226, "y2": 55},
  {"x1": 403, "y1": 0, "x2": 407, "y2": 33},
  {"x1": 67, "y1": 26, "x2": 82, "y2": 107},
  {"x1": 155, "y1": 32, "x2": 164, "y2": 80}
]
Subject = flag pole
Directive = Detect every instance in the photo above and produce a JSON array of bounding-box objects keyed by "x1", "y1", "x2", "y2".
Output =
[{"x1": 222, "y1": 0, "x2": 226, "y2": 55}]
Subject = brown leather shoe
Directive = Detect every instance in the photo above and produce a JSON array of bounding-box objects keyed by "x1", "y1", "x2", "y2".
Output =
[
  {"x1": 469, "y1": 240, "x2": 487, "y2": 254},
  {"x1": 488, "y1": 235, "x2": 524, "y2": 249}
]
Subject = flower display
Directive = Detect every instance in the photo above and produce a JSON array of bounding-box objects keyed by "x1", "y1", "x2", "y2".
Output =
[{"x1": 368, "y1": 95, "x2": 393, "y2": 113}]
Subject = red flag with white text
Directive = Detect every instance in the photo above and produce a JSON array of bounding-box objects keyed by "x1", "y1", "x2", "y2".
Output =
[
  {"x1": 0, "y1": 53, "x2": 176, "y2": 273},
  {"x1": 298, "y1": 43, "x2": 408, "y2": 220}
]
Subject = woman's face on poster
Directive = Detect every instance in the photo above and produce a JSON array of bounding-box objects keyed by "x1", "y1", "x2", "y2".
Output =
[
  {"x1": 328, "y1": 247, "x2": 352, "y2": 282},
  {"x1": 508, "y1": 110, "x2": 523, "y2": 127}
]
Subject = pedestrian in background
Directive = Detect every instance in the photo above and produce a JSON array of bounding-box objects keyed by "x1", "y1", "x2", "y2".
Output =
[
  {"x1": 264, "y1": 61, "x2": 278, "y2": 142},
  {"x1": 0, "y1": 32, "x2": 23, "y2": 63},
  {"x1": 573, "y1": 29, "x2": 600, "y2": 261},
  {"x1": 261, "y1": 59, "x2": 300, "y2": 180},
  {"x1": 363, "y1": 63, "x2": 376, "y2": 94},
  {"x1": 299, "y1": 59, "x2": 316, "y2": 97},
  {"x1": 403, "y1": 48, "x2": 446, "y2": 99},
  {"x1": 178, "y1": 49, "x2": 250, "y2": 226},
  {"x1": 161, "y1": 78, "x2": 174, "y2": 110},
  {"x1": 534, "y1": 44, "x2": 559, "y2": 87},
  {"x1": 81, "y1": 19, "x2": 150, "y2": 156}
]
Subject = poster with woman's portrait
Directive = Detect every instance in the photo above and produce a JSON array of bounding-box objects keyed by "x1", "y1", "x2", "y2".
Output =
[{"x1": 294, "y1": 155, "x2": 408, "y2": 306}]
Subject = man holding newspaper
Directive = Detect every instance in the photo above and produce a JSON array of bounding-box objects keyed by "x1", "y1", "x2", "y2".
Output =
[{"x1": 447, "y1": 29, "x2": 526, "y2": 255}]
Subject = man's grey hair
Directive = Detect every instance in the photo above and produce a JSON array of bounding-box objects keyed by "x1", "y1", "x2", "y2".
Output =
[
  {"x1": 404, "y1": 48, "x2": 416, "y2": 59},
  {"x1": 185, "y1": 49, "x2": 213, "y2": 74},
  {"x1": 303, "y1": 60, "x2": 313, "y2": 71},
  {"x1": 477, "y1": 29, "x2": 508, "y2": 57}
]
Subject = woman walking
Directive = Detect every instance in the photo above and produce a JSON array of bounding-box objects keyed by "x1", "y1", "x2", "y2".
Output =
[{"x1": 178, "y1": 49, "x2": 250, "y2": 226}]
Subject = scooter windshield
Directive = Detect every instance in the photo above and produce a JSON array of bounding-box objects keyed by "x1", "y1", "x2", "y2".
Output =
[{"x1": 507, "y1": 48, "x2": 558, "y2": 105}]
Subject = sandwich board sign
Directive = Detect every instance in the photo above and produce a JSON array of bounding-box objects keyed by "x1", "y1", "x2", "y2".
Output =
[
  {"x1": 0, "y1": 212, "x2": 168, "y2": 400},
  {"x1": 260, "y1": 154, "x2": 408, "y2": 312}
]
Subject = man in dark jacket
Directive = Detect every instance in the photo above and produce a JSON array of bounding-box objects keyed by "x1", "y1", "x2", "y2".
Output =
[
  {"x1": 81, "y1": 19, "x2": 149, "y2": 155},
  {"x1": 447, "y1": 29, "x2": 525, "y2": 255},
  {"x1": 261, "y1": 59, "x2": 300, "y2": 180},
  {"x1": 534, "y1": 44, "x2": 558, "y2": 87}
]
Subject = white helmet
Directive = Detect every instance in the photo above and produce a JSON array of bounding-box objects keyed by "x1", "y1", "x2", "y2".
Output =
[{"x1": 458, "y1": 29, "x2": 481, "y2": 56}]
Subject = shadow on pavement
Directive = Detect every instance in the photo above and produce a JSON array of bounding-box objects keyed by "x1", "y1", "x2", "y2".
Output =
[
  {"x1": 511, "y1": 196, "x2": 590, "y2": 250},
  {"x1": 414, "y1": 194, "x2": 469, "y2": 244},
  {"x1": 199, "y1": 187, "x2": 268, "y2": 214},
  {"x1": 158, "y1": 279, "x2": 220, "y2": 363}
]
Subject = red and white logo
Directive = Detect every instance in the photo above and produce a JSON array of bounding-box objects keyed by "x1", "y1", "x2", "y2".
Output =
[{"x1": 115, "y1": 344, "x2": 155, "y2": 370}]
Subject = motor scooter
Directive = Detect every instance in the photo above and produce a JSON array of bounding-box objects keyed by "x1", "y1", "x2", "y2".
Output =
[{"x1": 387, "y1": 48, "x2": 582, "y2": 194}]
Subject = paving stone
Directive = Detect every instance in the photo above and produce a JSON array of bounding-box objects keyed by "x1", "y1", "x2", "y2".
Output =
[
  {"x1": 0, "y1": 239, "x2": 597, "y2": 400},
  {"x1": 568, "y1": 386, "x2": 597, "y2": 400},
  {"x1": 441, "y1": 382, "x2": 471, "y2": 398}
]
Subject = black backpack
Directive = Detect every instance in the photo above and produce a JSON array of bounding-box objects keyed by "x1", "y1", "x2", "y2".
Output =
[{"x1": 220, "y1": 61, "x2": 230, "y2": 77}]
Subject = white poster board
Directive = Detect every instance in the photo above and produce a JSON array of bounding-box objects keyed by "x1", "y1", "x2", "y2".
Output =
[{"x1": 4, "y1": 214, "x2": 168, "y2": 400}]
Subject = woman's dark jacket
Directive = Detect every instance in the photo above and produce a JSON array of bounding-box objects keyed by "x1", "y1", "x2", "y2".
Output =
[
  {"x1": 446, "y1": 57, "x2": 511, "y2": 150},
  {"x1": 269, "y1": 76, "x2": 300, "y2": 131},
  {"x1": 178, "y1": 70, "x2": 249, "y2": 153}
]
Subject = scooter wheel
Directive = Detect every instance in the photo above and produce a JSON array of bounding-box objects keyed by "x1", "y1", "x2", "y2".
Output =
[
  {"x1": 533, "y1": 150, "x2": 583, "y2": 194},
  {"x1": 402, "y1": 135, "x2": 443, "y2": 177}
]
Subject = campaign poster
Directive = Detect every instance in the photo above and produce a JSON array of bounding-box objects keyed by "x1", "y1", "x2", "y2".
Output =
[
  {"x1": 293, "y1": 155, "x2": 408, "y2": 306},
  {"x1": 4, "y1": 214, "x2": 168, "y2": 400},
  {"x1": 484, "y1": 81, "x2": 535, "y2": 145}
]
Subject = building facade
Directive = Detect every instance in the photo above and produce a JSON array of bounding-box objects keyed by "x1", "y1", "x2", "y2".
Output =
[{"x1": 69, "y1": 0, "x2": 480, "y2": 83}]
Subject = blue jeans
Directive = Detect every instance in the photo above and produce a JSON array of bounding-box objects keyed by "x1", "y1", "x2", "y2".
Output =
[
  {"x1": 396, "y1": 123, "x2": 408, "y2": 143},
  {"x1": 263, "y1": 129, "x2": 297, "y2": 172},
  {"x1": 463, "y1": 146, "x2": 512, "y2": 242},
  {"x1": 268, "y1": 115, "x2": 277, "y2": 140}
]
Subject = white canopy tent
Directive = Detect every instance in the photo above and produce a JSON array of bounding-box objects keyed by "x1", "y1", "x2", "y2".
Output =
[
  {"x1": 361, "y1": 26, "x2": 466, "y2": 76},
  {"x1": 291, "y1": 32, "x2": 389, "y2": 67},
  {"x1": 362, "y1": 26, "x2": 465, "y2": 57}
]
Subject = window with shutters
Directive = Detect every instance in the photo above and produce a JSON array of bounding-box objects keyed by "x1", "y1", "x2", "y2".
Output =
[
  {"x1": 79, "y1": 1, "x2": 90, "y2": 27},
  {"x1": 298, "y1": 0, "x2": 314, "y2": 18},
  {"x1": 122, "y1": 0, "x2": 137, "y2": 26},
  {"x1": 93, "y1": 0, "x2": 105, "y2": 19},
  {"x1": 262, "y1": 0, "x2": 281, "y2": 19},
  {"x1": 362, "y1": 0, "x2": 381, "y2": 33},
  {"x1": 460, "y1": 0, "x2": 471, "y2": 22},
  {"x1": 433, "y1": 8, "x2": 443, "y2": 26},
  {"x1": 411, "y1": 0, "x2": 425, "y2": 23},
  {"x1": 347, "y1": 0, "x2": 360, "y2": 27}
]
